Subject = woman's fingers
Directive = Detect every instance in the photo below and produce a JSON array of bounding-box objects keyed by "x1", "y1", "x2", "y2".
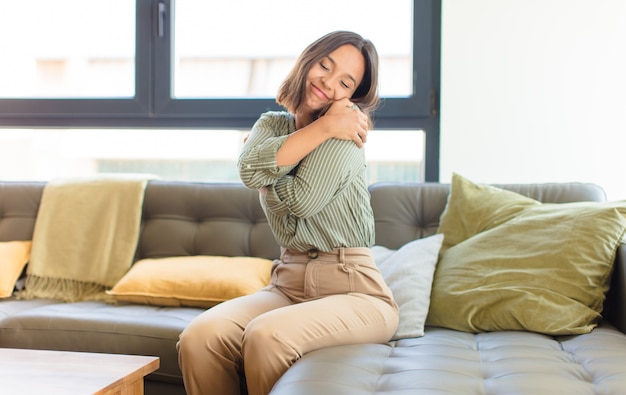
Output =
[
  {"x1": 359, "y1": 128, "x2": 368, "y2": 143},
  {"x1": 324, "y1": 99, "x2": 370, "y2": 146}
]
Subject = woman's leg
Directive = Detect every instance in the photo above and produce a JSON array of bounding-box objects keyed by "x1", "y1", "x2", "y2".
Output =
[
  {"x1": 177, "y1": 290, "x2": 291, "y2": 395},
  {"x1": 242, "y1": 292, "x2": 398, "y2": 395}
]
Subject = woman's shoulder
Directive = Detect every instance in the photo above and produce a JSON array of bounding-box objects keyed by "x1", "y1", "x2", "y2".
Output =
[
  {"x1": 258, "y1": 111, "x2": 293, "y2": 125},
  {"x1": 253, "y1": 111, "x2": 294, "y2": 133}
]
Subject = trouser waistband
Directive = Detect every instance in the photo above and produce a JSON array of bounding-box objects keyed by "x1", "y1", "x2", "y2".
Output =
[{"x1": 280, "y1": 247, "x2": 372, "y2": 263}]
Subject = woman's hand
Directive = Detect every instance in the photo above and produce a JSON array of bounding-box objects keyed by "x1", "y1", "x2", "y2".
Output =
[
  {"x1": 323, "y1": 98, "x2": 370, "y2": 147},
  {"x1": 276, "y1": 98, "x2": 370, "y2": 165}
]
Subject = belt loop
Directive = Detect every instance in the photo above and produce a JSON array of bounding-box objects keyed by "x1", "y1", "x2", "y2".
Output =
[{"x1": 339, "y1": 248, "x2": 345, "y2": 264}]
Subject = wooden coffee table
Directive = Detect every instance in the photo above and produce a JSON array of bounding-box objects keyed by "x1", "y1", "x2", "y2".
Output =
[{"x1": 0, "y1": 348, "x2": 159, "y2": 394}]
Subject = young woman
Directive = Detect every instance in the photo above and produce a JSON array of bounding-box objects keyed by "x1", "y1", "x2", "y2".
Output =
[{"x1": 177, "y1": 31, "x2": 399, "y2": 395}]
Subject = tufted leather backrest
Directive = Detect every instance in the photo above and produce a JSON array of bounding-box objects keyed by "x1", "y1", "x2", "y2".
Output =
[
  {"x1": 0, "y1": 180, "x2": 609, "y2": 258},
  {"x1": 0, "y1": 180, "x2": 281, "y2": 260},
  {"x1": 0, "y1": 182, "x2": 44, "y2": 242},
  {"x1": 137, "y1": 181, "x2": 280, "y2": 260},
  {"x1": 369, "y1": 181, "x2": 607, "y2": 250}
]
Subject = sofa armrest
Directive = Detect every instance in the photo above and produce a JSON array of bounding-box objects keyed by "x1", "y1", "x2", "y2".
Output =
[{"x1": 606, "y1": 242, "x2": 626, "y2": 333}]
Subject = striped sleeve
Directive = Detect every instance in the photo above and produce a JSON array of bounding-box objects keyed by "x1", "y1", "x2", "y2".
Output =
[
  {"x1": 238, "y1": 112, "x2": 297, "y2": 190},
  {"x1": 264, "y1": 138, "x2": 365, "y2": 218}
]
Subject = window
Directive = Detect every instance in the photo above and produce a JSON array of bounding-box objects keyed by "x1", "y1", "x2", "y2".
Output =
[
  {"x1": 0, "y1": 128, "x2": 425, "y2": 184},
  {"x1": 0, "y1": 0, "x2": 135, "y2": 99},
  {"x1": 172, "y1": 0, "x2": 413, "y2": 99},
  {"x1": 0, "y1": 0, "x2": 440, "y2": 183}
]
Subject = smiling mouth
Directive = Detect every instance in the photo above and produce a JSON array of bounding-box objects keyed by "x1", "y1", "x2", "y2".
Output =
[{"x1": 311, "y1": 83, "x2": 329, "y2": 100}]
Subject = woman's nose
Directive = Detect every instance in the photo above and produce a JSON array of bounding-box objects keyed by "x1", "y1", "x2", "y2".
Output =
[{"x1": 320, "y1": 76, "x2": 335, "y2": 98}]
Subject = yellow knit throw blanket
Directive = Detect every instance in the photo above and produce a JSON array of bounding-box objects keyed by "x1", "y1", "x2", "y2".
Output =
[{"x1": 19, "y1": 175, "x2": 150, "y2": 302}]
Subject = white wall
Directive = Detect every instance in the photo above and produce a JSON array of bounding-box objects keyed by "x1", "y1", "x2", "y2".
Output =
[{"x1": 440, "y1": 0, "x2": 626, "y2": 199}]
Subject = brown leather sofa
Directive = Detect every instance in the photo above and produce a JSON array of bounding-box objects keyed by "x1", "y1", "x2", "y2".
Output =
[{"x1": 1, "y1": 180, "x2": 625, "y2": 395}]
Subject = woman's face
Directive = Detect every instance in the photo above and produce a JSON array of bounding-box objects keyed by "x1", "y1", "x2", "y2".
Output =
[{"x1": 302, "y1": 44, "x2": 366, "y2": 113}]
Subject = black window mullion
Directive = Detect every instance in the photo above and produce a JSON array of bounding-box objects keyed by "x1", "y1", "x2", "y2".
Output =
[
  {"x1": 135, "y1": 0, "x2": 154, "y2": 116},
  {"x1": 152, "y1": 0, "x2": 171, "y2": 116}
]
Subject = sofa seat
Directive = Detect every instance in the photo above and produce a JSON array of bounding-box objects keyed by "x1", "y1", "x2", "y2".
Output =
[
  {"x1": 0, "y1": 299, "x2": 203, "y2": 384},
  {"x1": 0, "y1": 298, "x2": 59, "y2": 319},
  {"x1": 270, "y1": 324, "x2": 626, "y2": 395}
]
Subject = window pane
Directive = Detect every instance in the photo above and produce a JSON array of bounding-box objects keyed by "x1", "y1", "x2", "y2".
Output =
[
  {"x1": 365, "y1": 130, "x2": 425, "y2": 183},
  {"x1": 173, "y1": 0, "x2": 413, "y2": 99},
  {"x1": 0, "y1": 0, "x2": 135, "y2": 98},
  {"x1": 0, "y1": 129, "x2": 424, "y2": 184}
]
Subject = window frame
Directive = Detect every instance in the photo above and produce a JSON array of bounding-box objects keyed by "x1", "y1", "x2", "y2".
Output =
[{"x1": 0, "y1": 0, "x2": 441, "y2": 181}]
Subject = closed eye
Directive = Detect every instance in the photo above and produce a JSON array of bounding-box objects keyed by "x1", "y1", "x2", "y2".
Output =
[{"x1": 326, "y1": 55, "x2": 358, "y2": 88}]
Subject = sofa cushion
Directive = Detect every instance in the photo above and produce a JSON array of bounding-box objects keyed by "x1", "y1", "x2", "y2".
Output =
[
  {"x1": 107, "y1": 256, "x2": 272, "y2": 308},
  {"x1": 0, "y1": 241, "x2": 31, "y2": 297},
  {"x1": 436, "y1": 175, "x2": 539, "y2": 255},
  {"x1": 0, "y1": 182, "x2": 44, "y2": 242},
  {"x1": 372, "y1": 234, "x2": 443, "y2": 340},
  {"x1": 0, "y1": 301, "x2": 203, "y2": 383},
  {"x1": 0, "y1": 297, "x2": 60, "y2": 319},
  {"x1": 427, "y1": 173, "x2": 626, "y2": 335},
  {"x1": 137, "y1": 181, "x2": 280, "y2": 261},
  {"x1": 270, "y1": 323, "x2": 626, "y2": 395}
]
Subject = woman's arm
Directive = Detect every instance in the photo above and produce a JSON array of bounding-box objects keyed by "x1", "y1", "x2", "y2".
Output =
[
  {"x1": 241, "y1": 99, "x2": 370, "y2": 213},
  {"x1": 276, "y1": 98, "x2": 370, "y2": 166},
  {"x1": 264, "y1": 132, "x2": 367, "y2": 219},
  {"x1": 238, "y1": 113, "x2": 298, "y2": 190}
]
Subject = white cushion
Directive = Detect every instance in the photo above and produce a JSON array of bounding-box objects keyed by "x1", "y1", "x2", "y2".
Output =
[{"x1": 372, "y1": 233, "x2": 444, "y2": 339}]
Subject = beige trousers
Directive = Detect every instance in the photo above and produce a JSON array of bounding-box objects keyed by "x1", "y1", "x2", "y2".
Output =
[{"x1": 177, "y1": 247, "x2": 399, "y2": 395}]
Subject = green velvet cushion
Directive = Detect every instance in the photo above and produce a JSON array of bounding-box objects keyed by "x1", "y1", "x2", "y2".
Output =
[
  {"x1": 427, "y1": 173, "x2": 626, "y2": 335},
  {"x1": 437, "y1": 174, "x2": 540, "y2": 255}
]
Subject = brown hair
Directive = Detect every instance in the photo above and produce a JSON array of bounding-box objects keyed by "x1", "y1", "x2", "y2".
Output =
[{"x1": 276, "y1": 31, "x2": 380, "y2": 123}]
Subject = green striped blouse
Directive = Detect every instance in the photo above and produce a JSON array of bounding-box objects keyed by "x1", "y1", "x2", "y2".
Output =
[{"x1": 238, "y1": 111, "x2": 375, "y2": 252}]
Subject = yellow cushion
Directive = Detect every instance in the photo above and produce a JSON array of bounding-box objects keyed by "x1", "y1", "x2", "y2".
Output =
[
  {"x1": 427, "y1": 173, "x2": 626, "y2": 335},
  {"x1": 107, "y1": 256, "x2": 273, "y2": 308},
  {"x1": 0, "y1": 241, "x2": 32, "y2": 298}
]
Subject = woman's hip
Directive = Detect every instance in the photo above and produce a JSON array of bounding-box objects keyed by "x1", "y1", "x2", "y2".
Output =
[{"x1": 269, "y1": 247, "x2": 397, "y2": 307}]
